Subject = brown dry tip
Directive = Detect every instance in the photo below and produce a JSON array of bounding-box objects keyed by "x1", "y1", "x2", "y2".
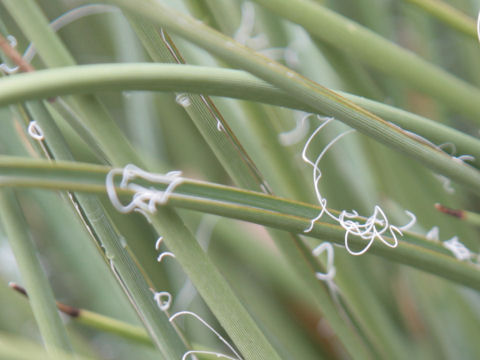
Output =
[
  {"x1": 8, "y1": 282, "x2": 28, "y2": 297},
  {"x1": 57, "y1": 303, "x2": 81, "y2": 318},
  {"x1": 434, "y1": 203, "x2": 465, "y2": 219},
  {"x1": 8, "y1": 281, "x2": 81, "y2": 318}
]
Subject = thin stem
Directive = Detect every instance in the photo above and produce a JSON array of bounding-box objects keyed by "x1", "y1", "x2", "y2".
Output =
[
  {"x1": 435, "y1": 203, "x2": 480, "y2": 228},
  {"x1": 1, "y1": 64, "x2": 480, "y2": 183},
  {"x1": 405, "y1": 0, "x2": 477, "y2": 39},
  {"x1": 0, "y1": 157, "x2": 479, "y2": 292},
  {"x1": 10, "y1": 283, "x2": 152, "y2": 347},
  {"x1": 0, "y1": 189, "x2": 72, "y2": 356}
]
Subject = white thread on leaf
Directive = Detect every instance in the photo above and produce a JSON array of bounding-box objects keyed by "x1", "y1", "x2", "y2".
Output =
[
  {"x1": 433, "y1": 147, "x2": 475, "y2": 192},
  {"x1": 312, "y1": 242, "x2": 336, "y2": 281},
  {"x1": 159, "y1": 29, "x2": 183, "y2": 63},
  {"x1": 443, "y1": 237, "x2": 472, "y2": 261},
  {"x1": 388, "y1": 128, "x2": 473, "y2": 194},
  {"x1": 157, "y1": 251, "x2": 176, "y2": 263},
  {"x1": 302, "y1": 116, "x2": 415, "y2": 256},
  {"x1": 434, "y1": 174, "x2": 455, "y2": 193},
  {"x1": 153, "y1": 291, "x2": 172, "y2": 311},
  {"x1": 425, "y1": 227, "x2": 474, "y2": 262},
  {"x1": 170, "y1": 311, "x2": 243, "y2": 360},
  {"x1": 0, "y1": 35, "x2": 20, "y2": 74},
  {"x1": 155, "y1": 236, "x2": 164, "y2": 251},
  {"x1": 312, "y1": 241, "x2": 341, "y2": 304},
  {"x1": 312, "y1": 242, "x2": 339, "y2": 298},
  {"x1": 234, "y1": 2, "x2": 259, "y2": 47},
  {"x1": 27, "y1": 120, "x2": 44, "y2": 140},
  {"x1": 477, "y1": 10, "x2": 480, "y2": 43},
  {"x1": 279, "y1": 112, "x2": 312, "y2": 146},
  {"x1": 175, "y1": 93, "x2": 191, "y2": 108},
  {"x1": 434, "y1": 142, "x2": 474, "y2": 192},
  {"x1": 398, "y1": 211, "x2": 416, "y2": 231},
  {"x1": 454, "y1": 154, "x2": 475, "y2": 162},
  {"x1": 425, "y1": 226, "x2": 440, "y2": 242},
  {"x1": 106, "y1": 164, "x2": 183, "y2": 214},
  {"x1": 216, "y1": 118, "x2": 225, "y2": 132}
]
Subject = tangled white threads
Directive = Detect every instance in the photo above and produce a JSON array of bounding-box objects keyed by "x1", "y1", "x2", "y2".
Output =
[
  {"x1": 0, "y1": 5, "x2": 116, "y2": 75},
  {"x1": 27, "y1": 120, "x2": 44, "y2": 140},
  {"x1": 106, "y1": 164, "x2": 183, "y2": 215},
  {"x1": 234, "y1": 2, "x2": 298, "y2": 68},
  {"x1": 302, "y1": 116, "x2": 416, "y2": 256}
]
